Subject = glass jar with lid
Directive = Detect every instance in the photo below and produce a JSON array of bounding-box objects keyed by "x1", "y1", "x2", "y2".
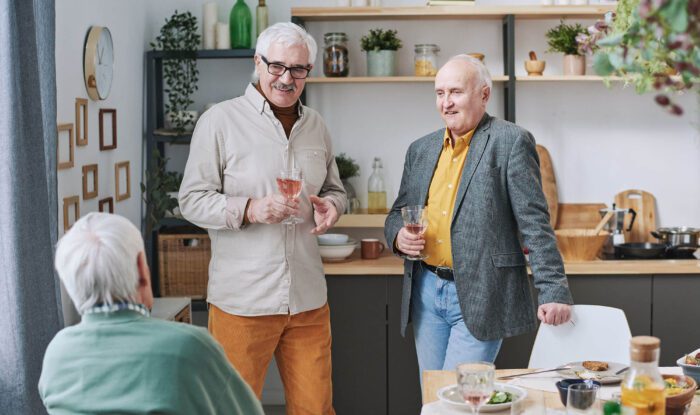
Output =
[
  {"x1": 323, "y1": 32, "x2": 349, "y2": 77},
  {"x1": 414, "y1": 44, "x2": 440, "y2": 76}
]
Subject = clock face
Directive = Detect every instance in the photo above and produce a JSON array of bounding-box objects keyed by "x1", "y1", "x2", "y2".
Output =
[
  {"x1": 95, "y1": 28, "x2": 113, "y2": 99},
  {"x1": 84, "y1": 26, "x2": 113, "y2": 101}
]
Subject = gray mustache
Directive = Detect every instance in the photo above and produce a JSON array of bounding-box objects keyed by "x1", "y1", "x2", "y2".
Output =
[{"x1": 273, "y1": 82, "x2": 296, "y2": 92}]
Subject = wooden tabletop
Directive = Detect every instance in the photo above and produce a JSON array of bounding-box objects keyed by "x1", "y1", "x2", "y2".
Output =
[
  {"x1": 323, "y1": 252, "x2": 700, "y2": 275},
  {"x1": 422, "y1": 369, "x2": 700, "y2": 414}
]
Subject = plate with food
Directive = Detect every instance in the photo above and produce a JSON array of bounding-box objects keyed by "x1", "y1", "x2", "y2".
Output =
[
  {"x1": 437, "y1": 382, "x2": 527, "y2": 412},
  {"x1": 557, "y1": 361, "x2": 627, "y2": 384}
]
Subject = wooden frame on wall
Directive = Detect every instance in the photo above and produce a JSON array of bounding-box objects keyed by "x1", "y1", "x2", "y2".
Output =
[
  {"x1": 62, "y1": 195, "x2": 80, "y2": 231},
  {"x1": 98, "y1": 197, "x2": 114, "y2": 213},
  {"x1": 99, "y1": 108, "x2": 117, "y2": 150},
  {"x1": 82, "y1": 164, "x2": 98, "y2": 199},
  {"x1": 57, "y1": 123, "x2": 74, "y2": 170},
  {"x1": 115, "y1": 161, "x2": 130, "y2": 201},
  {"x1": 75, "y1": 98, "x2": 88, "y2": 146}
]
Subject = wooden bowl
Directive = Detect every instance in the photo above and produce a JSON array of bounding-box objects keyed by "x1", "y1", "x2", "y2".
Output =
[
  {"x1": 555, "y1": 229, "x2": 609, "y2": 261},
  {"x1": 663, "y1": 374, "x2": 697, "y2": 415},
  {"x1": 525, "y1": 60, "x2": 546, "y2": 76}
]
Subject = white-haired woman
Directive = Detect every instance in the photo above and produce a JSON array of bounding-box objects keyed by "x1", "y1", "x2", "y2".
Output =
[
  {"x1": 39, "y1": 212, "x2": 263, "y2": 415},
  {"x1": 179, "y1": 22, "x2": 346, "y2": 414}
]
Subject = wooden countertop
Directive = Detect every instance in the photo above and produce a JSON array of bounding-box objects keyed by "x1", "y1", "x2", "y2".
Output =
[
  {"x1": 323, "y1": 252, "x2": 700, "y2": 275},
  {"x1": 422, "y1": 369, "x2": 700, "y2": 415}
]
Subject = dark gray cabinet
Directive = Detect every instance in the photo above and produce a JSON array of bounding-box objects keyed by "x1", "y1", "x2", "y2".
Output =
[{"x1": 652, "y1": 275, "x2": 700, "y2": 365}]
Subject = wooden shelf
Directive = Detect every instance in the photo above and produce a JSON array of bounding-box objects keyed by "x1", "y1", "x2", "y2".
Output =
[
  {"x1": 306, "y1": 75, "x2": 509, "y2": 83},
  {"x1": 516, "y1": 75, "x2": 624, "y2": 81},
  {"x1": 334, "y1": 212, "x2": 388, "y2": 228},
  {"x1": 291, "y1": 5, "x2": 615, "y2": 21},
  {"x1": 148, "y1": 49, "x2": 255, "y2": 60}
]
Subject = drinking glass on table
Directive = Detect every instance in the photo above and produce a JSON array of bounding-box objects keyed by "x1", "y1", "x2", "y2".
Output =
[
  {"x1": 566, "y1": 383, "x2": 600, "y2": 415},
  {"x1": 276, "y1": 168, "x2": 303, "y2": 225},
  {"x1": 456, "y1": 362, "x2": 496, "y2": 415},
  {"x1": 401, "y1": 205, "x2": 429, "y2": 261}
]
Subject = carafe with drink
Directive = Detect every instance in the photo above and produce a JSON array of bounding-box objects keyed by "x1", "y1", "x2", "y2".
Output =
[
  {"x1": 368, "y1": 157, "x2": 386, "y2": 214},
  {"x1": 621, "y1": 336, "x2": 666, "y2": 415}
]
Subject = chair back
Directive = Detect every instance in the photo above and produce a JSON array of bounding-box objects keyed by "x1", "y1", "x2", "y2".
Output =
[{"x1": 528, "y1": 304, "x2": 632, "y2": 368}]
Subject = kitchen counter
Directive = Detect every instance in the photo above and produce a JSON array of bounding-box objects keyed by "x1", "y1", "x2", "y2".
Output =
[{"x1": 323, "y1": 252, "x2": 700, "y2": 275}]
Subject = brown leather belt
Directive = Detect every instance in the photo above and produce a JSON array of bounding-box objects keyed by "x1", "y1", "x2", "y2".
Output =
[{"x1": 421, "y1": 261, "x2": 454, "y2": 281}]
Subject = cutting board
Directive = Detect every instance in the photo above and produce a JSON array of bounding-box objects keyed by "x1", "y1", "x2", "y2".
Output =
[
  {"x1": 536, "y1": 145, "x2": 558, "y2": 228},
  {"x1": 614, "y1": 189, "x2": 657, "y2": 243},
  {"x1": 555, "y1": 203, "x2": 608, "y2": 229}
]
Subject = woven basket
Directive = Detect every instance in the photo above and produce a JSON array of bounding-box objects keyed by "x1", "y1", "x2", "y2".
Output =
[{"x1": 158, "y1": 234, "x2": 210, "y2": 298}]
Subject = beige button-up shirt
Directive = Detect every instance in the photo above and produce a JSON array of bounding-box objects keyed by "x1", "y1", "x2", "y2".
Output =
[{"x1": 179, "y1": 84, "x2": 346, "y2": 316}]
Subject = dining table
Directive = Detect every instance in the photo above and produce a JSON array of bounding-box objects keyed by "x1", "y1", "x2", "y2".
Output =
[{"x1": 422, "y1": 368, "x2": 700, "y2": 415}]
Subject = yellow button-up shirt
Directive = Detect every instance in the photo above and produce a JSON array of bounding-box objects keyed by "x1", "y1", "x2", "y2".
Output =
[{"x1": 423, "y1": 128, "x2": 475, "y2": 268}]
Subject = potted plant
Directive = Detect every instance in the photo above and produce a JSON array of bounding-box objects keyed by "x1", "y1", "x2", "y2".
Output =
[
  {"x1": 141, "y1": 149, "x2": 184, "y2": 235},
  {"x1": 546, "y1": 20, "x2": 588, "y2": 75},
  {"x1": 587, "y1": 0, "x2": 699, "y2": 115},
  {"x1": 360, "y1": 28, "x2": 403, "y2": 77},
  {"x1": 335, "y1": 153, "x2": 360, "y2": 213},
  {"x1": 151, "y1": 10, "x2": 200, "y2": 133}
]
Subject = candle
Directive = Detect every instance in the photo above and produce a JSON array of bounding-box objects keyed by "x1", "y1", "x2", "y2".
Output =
[
  {"x1": 216, "y1": 23, "x2": 231, "y2": 49},
  {"x1": 202, "y1": 2, "x2": 217, "y2": 50}
]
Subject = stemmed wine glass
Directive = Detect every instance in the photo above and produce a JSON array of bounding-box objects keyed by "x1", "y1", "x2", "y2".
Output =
[
  {"x1": 276, "y1": 168, "x2": 303, "y2": 225},
  {"x1": 401, "y1": 205, "x2": 429, "y2": 261},
  {"x1": 456, "y1": 362, "x2": 496, "y2": 415}
]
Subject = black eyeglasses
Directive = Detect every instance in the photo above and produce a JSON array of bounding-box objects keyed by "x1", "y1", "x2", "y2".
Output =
[{"x1": 260, "y1": 55, "x2": 311, "y2": 79}]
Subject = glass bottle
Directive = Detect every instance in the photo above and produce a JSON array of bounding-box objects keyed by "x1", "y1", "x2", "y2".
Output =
[
  {"x1": 621, "y1": 336, "x2": 666, "y2": 415},
  {"x1": 229, "y1": 0, "x2": 252, "y2": 49},
  {"x1": 256, "y1": 0, "x2": 268, "y2": 38},
  {"x1": 414, "y1": 44, "x2": 440, "y2": 76},
  {"x1": 368, "y1": 157, "x2": 387, "y2": 214},
  {"x1": 323, "y1": 33, "x2": 349, "y2": 77}
]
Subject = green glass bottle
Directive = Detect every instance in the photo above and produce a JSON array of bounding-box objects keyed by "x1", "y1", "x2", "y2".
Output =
[{"x1": 229, "y1": 0, "x2": 252, "y2": 49}]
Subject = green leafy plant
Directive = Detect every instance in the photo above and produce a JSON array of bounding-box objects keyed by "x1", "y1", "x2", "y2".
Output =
[
  {"x1": 335, "y1": 153, "x2": 360, "y2": 180},
  {"x1": 590, "y1": 0, "x2": 699, "y2": 115},
  {"x1": 141, "y1": 149, "x2": 184, "y2": 234},
  {"x1": 150, "y1": 11, "x2": 200, "y2": 133},
  {"x1": 546, "y1": 20, "x2": 587, "y2": 55},
  {"x1": 360, "y1": 29, "x2": 403, "y2": 52}
]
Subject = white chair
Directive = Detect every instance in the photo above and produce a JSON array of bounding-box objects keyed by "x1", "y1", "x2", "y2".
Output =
[{"x1": 528, "y1": 304, "x2": 632, "y2": 368}]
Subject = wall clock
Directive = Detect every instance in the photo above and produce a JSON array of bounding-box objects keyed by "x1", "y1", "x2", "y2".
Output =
[{"x1": 83, "y1": 26, "x2": 113, "y2": 101}]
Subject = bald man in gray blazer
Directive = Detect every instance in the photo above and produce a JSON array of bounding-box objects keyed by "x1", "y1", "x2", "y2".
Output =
[{"x1": 385, "y1": 55, "x2": 573, "y2": 379}]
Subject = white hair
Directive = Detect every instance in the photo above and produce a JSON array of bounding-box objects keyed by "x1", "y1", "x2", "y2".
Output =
[
  {"x1": 55, "y1": 212, "x2": 145, "y2": 314},
  {"x1": 252, "y1": 22, "x2": 317, "y2": 82},
  {"x1": 447, "y1": 54, "x2": 493, "y2": 91}
]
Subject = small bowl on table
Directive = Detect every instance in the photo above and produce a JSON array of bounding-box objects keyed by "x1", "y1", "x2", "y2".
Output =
[
  {"x1": 663, "y1": 374, "x2": 697, "y2": 415},
  {"x1": 319, "y1": 242, "x2": 357, "y2": 262},
  {"x1": 317, "y1": 233, "x2": 349, "y2": 245},
  {"x1": 677, "y1": 348, "x2": 700, "y2": 384},
  {"x1": 555, "y1": 379, "x2": 602, "y2": 407}
]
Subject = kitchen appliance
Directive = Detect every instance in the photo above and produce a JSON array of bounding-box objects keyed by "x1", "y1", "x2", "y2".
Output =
[
  {"x1": 651, "y1": 227, "x2": 700, "y2": 259},
  {"x1": 614, "y1": 242, "x2": 667, "y2": 259},
  {"x1": 599, "y1": 204, "x2": 637, "y2": 255},
  {"x1": 614, "y1": 189, "x2": 656, "y2": 243}
]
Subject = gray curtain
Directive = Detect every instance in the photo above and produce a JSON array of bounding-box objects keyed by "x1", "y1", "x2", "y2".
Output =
[{"x1": 0, "y1": 0, "x2": 62, "y2": 413}]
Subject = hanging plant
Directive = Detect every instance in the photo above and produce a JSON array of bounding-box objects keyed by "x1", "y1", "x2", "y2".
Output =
[
  {"x1": 151, "y1": 10, "x2": 200, "y2": 132},
  {"x1": 583, "y1": 0, "x2": 699, "y2": 115}
]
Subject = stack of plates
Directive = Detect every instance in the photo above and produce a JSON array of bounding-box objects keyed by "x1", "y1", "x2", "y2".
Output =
[{"x1": 318, "y1": 234, "x2": 357, "y2": 261}]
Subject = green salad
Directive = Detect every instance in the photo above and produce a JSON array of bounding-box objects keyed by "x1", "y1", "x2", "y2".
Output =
[{"x1": 487, "y1": 391, "x2": 515, "y2": 404}]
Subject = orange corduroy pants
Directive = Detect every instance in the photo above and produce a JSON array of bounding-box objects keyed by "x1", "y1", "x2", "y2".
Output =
[{"x1": 209, "y1": 303, "x2": 335, "y2": 415}]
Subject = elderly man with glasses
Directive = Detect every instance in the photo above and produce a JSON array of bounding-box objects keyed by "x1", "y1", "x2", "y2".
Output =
[{"x1": 179, "y1": 22, "x2": 346, "y2": 414}]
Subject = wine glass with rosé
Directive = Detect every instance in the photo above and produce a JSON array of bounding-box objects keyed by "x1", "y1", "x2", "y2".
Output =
[
  {"x1": 456, "y1": 362, "x2": 496, "y2": 415},
  {"x1": 276, "y1": 168, "x2": 303, "y2": 225},
  {"x1": 400, "y1": 205, "x2": 429, "y2": 261}
]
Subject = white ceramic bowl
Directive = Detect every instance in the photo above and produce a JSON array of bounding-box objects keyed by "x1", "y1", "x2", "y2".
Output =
[
  {"x1": 677, "y1": 348, "x2": 700, "y2": 384},
  {"x1": 319, "y1": 243, "x2": 356, "y2": 261},
  {"x1": 317, "y1": 233, "x2": 350, "y2": 245}
]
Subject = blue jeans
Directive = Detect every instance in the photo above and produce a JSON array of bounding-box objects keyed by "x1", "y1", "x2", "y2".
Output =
[{"x1": 411, "y1": 266, "x2": 502, "y2": 382}]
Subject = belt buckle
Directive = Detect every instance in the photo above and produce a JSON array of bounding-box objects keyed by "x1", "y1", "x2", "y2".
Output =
[{"x1": 435, "y1": 266, "x2": 452, "y2": 280}]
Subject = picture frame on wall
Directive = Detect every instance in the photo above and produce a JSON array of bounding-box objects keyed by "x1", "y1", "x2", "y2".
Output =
[
  {"x1": 63, "y1": 195, "x2": 80, "y2": 231},
  {"x1": 98, "y1": 197, "x2": 114, "y2": 213},
  {"x1": 75, "y1": 98, "x2": 88, "y2": 146},
  {"x1": 115, "y1": 161, "x2": 130, "y2": 201},
  {"x1": 99, "y1": 108, "x2": 117, "y2": 150},
  {"x1": 57, "y1": 123, "x2": 74, "y2": 170},
  {"x1": 82, "y1": 164, "x2": 98, "y2": 199}
]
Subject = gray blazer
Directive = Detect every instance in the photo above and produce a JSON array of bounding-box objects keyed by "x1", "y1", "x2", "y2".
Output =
[{"x1": 384, "y1": 113, "x2": 573, "y2": 341}]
